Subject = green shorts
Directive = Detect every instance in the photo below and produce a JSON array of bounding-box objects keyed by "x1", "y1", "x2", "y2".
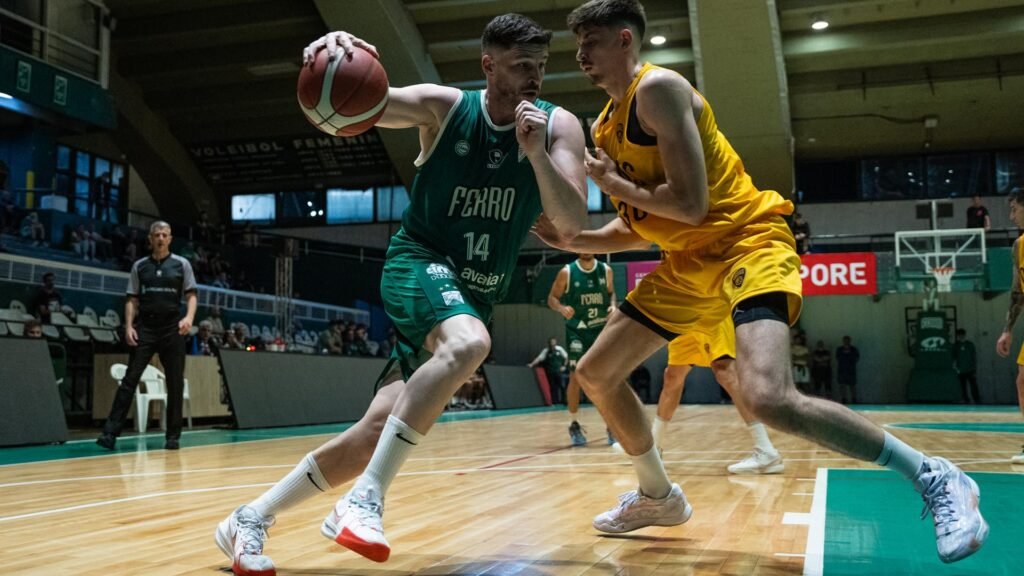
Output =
[
  {"x1": 379, "y1": 250, "x2": 492, "y2": 382},
  {"x1": 565, "y1": 326, "x2": 602, "y2": 370}
]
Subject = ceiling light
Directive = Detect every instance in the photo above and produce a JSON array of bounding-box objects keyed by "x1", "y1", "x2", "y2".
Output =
[
  {"x1": 811, "y1": 18, "x2": 829, "y2": 31},
  {"x1": 0, "y1": 92, "x2": 12, "y2": 99},
  {"x1": 650, "y1": 35, "x2": 666, "y2": 46}
]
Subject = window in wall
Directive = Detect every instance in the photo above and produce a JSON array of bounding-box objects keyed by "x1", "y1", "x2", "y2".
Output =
[
  {"x1": 795, "y1": 161, "x2": 858, "y2": 203},
  {"x1": 376, "y1": 185, "x2": 410, "y2": 221},
  {"x1": 326, "y1": 188, "x2": 373, "y2": 224},
  {"x1": 279, "y1": 190, "x2": 324, "y2": 223},
  {"x1": 996, "y1": 150, "x2": 1024, "y2": 194},
  {"x1": 231, "y1": 194, "x2": 276, "y2": 224},
  {"x1": 586, "y1": 177, "x2": 604, "y2": 212},
  {"x1": 926, "y1": 154, "x2": 992, "y2": 199},
  {"x1": 74, "y1": 177, "x2": 90, "y2": 215},
  {"x1": 56, "y1": 145, "x2": 70, "y2": 170},
  {"x1": 860, "y1": 157, "x2": 926, "y2": 200},
  {"x1": 55, "y1": 144, "x2": 127, "y2": 220}
]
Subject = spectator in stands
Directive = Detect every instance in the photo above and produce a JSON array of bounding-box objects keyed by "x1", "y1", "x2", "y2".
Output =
[
  {"x1": 0, "y1": 189, "x2": 16, "y2": 234},
  {"x1": 378, "y1": 328, "x2": 397, "y2": 358},
  {"x1": 811, "y1": 339, "x2": 833, "y2": 399},
  {"x1": 91, "y1": 171, "x2": 113, "y2": 221},
  {"x1": 188, "y1": 320, "x2": 219, "y2": 356},
  {"x1": 196, "y1": 210, "x2": 212, "y2": 243},
  {"x1": 352, "y1": 323, "x2": 376, "y2": 356},
  {"x1": 966, "y1": 195, "x2": 991, "y2": 230},
  {"x1": 20, "y1": 211, "x2": 45, "y2": 246},
  {"x1": 89, "y1": 224, "x2": 113, "y2": 260},
  {"x1": 791, "y1": 212, "x2": 811, "y2": 254},
  {"x1": 30, "y1": 272, "x2": 62, "y2": 324},
  {"x1": 529, "y1": 337, "x2": 568, "y2": 405},
  {"x1": 223, "y1": 323, "x2": 248, "y2": 350},
  {"x1": 836, "y1": 336, "x2": 860, "y2": 404},
  {"x1": 791, "y1": 333, "x2": 811, "y2": 393},
  {"x1": 952, "y1": 329, "x2": 981, "y2": 404},
  {"x1": 97, "y1": 220, "x2": 197, "y2": 451},
  {"x1": 22, "y1": 319, "x2": 43, "y2": 338},
  {"x1": 341, "y1": 323, "x2": 361, "y2": 356},
  {"x1": 234, "y1": 270, "x2": 255, "y2": 293},
  {"x1": 319, "y1": 320, "x2": 343, "y2": 355},
  {"x1": 204, "y1": 306, "x2": 226, "y2": 339},
  {"x1": 212, "y1": 271, "x2": 231, "y2": 290},
  {"x1": 71, "y1": 224, "x2": 96, "y2": 261}
]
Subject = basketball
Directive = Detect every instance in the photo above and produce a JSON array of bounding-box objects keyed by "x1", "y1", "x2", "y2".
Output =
[{"x1": 297, "y1": 46, "x2": 389, "y2": 137}]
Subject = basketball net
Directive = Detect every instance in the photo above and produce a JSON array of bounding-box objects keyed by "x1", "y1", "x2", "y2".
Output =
[{"x1": 930, "y1": 266, "x2": 956, "y2": 299}]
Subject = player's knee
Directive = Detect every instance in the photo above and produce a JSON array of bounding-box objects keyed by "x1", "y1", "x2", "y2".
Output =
[
  {"x1": 444, "y1": 332, "x2": 491, "y2": 368},
  {"x1": 573, "y1": 360, "x2": 604, "y2": 396},
  {"x1": 662, "y1": 366, "x2": 686, "y2": 393}
]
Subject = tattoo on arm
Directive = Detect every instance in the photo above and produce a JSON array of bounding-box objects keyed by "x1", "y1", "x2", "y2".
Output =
[{"x1": 1005, "y1": 292, "x2": 1024, "y2": 333}]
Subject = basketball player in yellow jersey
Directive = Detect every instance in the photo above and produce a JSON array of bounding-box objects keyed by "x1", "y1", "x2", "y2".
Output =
[
  {"x1": 994, "y1": 187, "x2": 1024, "y2": 464},
  {"x1": 611, "y1": 323, "x2": 784, "y2": 474},
  {"x1": 545, "y1": 0, "x2": 986, "y2": 561}
]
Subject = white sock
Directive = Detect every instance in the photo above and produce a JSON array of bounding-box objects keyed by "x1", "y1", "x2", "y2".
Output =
[
  {"x1": 249, "y1": 452, "x2": 329, "y2": 518},
  {"x1": 747, "y1": 422, "x2": 776, "y2": 453},
  {"x1": 873, "y1": 431, "x2": 925, "y2": 480},
  {"x1": 630, "y1": 444, "x2": 672, "y2": 500},
  {"x1": 651, "y1": 417, "x2": 668, "y2": 448},
  {"x1": 353, "y1": 415, "x2": 423, "y2": 496}
]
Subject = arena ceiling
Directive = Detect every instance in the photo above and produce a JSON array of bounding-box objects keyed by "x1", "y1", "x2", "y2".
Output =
[{"x1": 100, "y1": 0, "x2": 1024, "y2": 220}]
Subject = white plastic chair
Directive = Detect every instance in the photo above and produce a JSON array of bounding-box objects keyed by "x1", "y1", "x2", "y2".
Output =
[
  {"x1": 141, "y1": 366, "x2": 193, "y2": 432},
  {"x1": 82, "y1": 306, "x2": 98, "y2": 323},
  {"x1": 8, "y1": 300, "x2": 26, "y2": 313}
]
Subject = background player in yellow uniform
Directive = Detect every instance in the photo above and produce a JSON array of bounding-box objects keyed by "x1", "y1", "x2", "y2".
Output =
[
  {"x1": 546, "y1": 253, "x2": 617, "y2": 445},
  {"x1": 612, "y1": 323, "x2": 784, "y2": 474},
  {"x1": 534, "y1": 0, "x2": 987, "y2": 561},
  {"x1": 994, "y1": 186, "x2": 1024, "y2": 464}
]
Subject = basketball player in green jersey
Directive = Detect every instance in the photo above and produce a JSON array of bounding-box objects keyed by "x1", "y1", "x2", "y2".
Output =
[
  {"x1": 215, "y1": 15, "x2": 587, "y2": 574},
  {"x1": 546, "y1": 253, "x2": 617, "y2": 445},
  {"x1": 995, "y1": 186, "x2": 1024, "y2": 464}
]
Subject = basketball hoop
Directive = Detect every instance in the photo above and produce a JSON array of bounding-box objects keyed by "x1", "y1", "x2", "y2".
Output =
[{"x1": 930, "y1": 266, "x2": 956, "y2": 293}]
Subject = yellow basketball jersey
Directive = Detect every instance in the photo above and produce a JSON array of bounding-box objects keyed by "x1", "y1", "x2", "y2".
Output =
[
  {"x1": 1017, "y1": 238, "x2": 1024, "y2": 287},
  {"x1": 593, "y1": 63, "x2": 794, "y2": 252}
]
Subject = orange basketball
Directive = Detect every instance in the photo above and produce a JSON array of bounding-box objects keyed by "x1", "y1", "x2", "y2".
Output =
[{"x1": 297, "y1": 46, "x2": 389, "y2": 137}]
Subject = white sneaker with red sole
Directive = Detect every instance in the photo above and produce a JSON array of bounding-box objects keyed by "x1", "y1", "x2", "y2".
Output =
[
  {"x1": 215, "y1": 505, "x2": 276, "y2": 576},
  {"x1": 322, "y1": 486, "x2": 390, "y2": 562}
]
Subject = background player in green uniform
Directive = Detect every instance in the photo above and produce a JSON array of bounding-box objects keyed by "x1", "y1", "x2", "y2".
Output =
[
  {"x1": 546, "y1": 253, "x2": 616, "y2": 445},
  {"x1": 215, "y1": 15, "x2": 587, "y2": 574}
]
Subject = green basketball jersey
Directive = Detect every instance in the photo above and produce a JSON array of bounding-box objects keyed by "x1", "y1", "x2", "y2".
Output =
[
  {"x1": 563, "y1": 259, "x2": 610, "y2": 332},
  {"x1": 389, "y1": 90, "x2": 560, "y2": 305}
]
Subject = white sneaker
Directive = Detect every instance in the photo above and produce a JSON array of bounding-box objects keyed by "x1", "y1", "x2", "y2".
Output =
[
  {"x1": 915, "y1": 456, "x2": 989, "y2": 563},
  {"x1": 322, "y1": 486, "x2": 390, "y2": 563},
  {"x1": 727, "y1": 448, "x2": 785, "y2": 475},
  {"x1": 592, "y1": 483, "x2": 692, "y2": 533},
  {"x1": 215, "y1": 505, "x2": 276, "y2": 576},
  {"x1": 1011, "y1": 446, "x2": 1024, "y2": 464}
]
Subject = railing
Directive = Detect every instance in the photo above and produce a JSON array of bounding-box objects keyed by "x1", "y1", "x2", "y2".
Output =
[
  {"x1": 0, "y1": 1, "x2": 110, "y2": 87},
  {"x1": 0, "y1": 253, "x2": 368, "y2": 326}
]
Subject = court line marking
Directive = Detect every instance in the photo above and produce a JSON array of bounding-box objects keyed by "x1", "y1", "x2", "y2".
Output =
[
  {"x1": 792, "y1": 492, "x2": 814, "y2": 496},
  {"x1": 803, "y1": 467, "x2": 828, "y2": 576},
  {"x1": 783, "y1": 512, "x2": 811, "y2": 525},
  {"x1": 0, "y1": 483, "x2": 275, "y2": 523},
  {"x1": 775, "y1": 553, "x2": 807, "y2": 558}
]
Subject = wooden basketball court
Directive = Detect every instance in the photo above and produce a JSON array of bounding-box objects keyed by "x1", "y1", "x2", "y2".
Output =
[{"x1": 1, "y1": 405, "x2": 1021, "y2": 575}]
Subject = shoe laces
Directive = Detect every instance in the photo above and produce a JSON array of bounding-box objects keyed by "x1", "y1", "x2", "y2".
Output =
[
  {"x1": 235, "y1": 510, "x2": 271, "y2": 556},
  {"x1": 349, "y1": 490, "x2": 384, "y2": 530},
  {"x1": 919, "y1": 467, "x2": 958, "y2": 531},
  {"x1": 613, "y1": 490, "x2": 644, "y2": 513}
]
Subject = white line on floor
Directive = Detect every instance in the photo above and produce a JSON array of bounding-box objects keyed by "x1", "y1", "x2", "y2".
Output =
[
  {"x1": 803, "y1": 468, "x2": 828, "y2": 576},
  {"x1": 775, "y1": 553, "x2": 806, "y2": 558}
]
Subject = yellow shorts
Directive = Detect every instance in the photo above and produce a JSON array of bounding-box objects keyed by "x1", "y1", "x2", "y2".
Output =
[
  {"x1": 1017, "y1": 343, "x2": 1024, "y2": 366},
  {"x1": 667, "y1": 323, "x2": 736, "y2": 367},
  {"x1": 625, "y1": 216, "x2": 803, "y2": 337}
]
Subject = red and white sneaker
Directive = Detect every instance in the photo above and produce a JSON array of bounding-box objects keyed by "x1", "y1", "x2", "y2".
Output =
[
  {"x1": 322, "y1": 486, "x2": 390, "y2": 562},
  {"x1": 215, "y1": 505, "x2": 276, "y2": 576}
]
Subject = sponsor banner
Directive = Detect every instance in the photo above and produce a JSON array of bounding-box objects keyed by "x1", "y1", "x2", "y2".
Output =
[
  {"x1": 800, "y1": 252, "x2": 877, "y2": 296},
  {"x1": 626, "y1": 261, "x2": 659, "y2": 291}
]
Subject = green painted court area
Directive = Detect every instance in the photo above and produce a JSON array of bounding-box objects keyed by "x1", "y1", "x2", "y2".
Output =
[
  {"x1": 888, "y1": 422, "x2": 1024, "y2": 434},
  {"x1": 824, "y1": 470, "x2": 1022, "y2": 575},
  {"x1": 0, "y1": 406, "x2": 559, "y2": 467}
]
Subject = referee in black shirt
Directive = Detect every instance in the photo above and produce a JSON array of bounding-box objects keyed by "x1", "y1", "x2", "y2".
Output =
[{"x1": 98, "y1": 221, "x2": 197, "y2": 450}]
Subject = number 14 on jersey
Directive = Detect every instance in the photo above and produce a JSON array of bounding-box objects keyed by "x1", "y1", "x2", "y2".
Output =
[{"x1": 464, "y1": 232, "x2": 490, "y2": 261}]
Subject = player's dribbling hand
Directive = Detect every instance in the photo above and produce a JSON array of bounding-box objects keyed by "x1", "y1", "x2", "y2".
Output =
[
  {"x1": 125, "y1": 325, "x2": 138, "y2": 347},
  {"x1": 515, "y1": 101, "x2": 548, "y2": 159},
  {"x1": 585, "y1": 148, "x2": 617, "y2": 188},
  {"x1": 303, "y1": 31, "x2": 380, "y2": 66},
  {"x1": 996, "y1": 331, "x2": 1012, "y2": 357}
]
